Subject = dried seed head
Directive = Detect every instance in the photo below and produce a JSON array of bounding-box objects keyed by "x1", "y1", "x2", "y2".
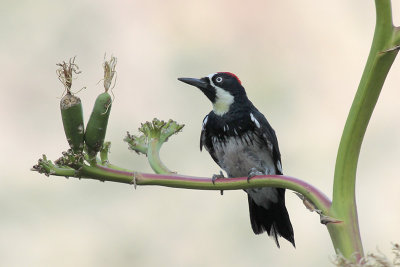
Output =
[
  {"x1": 56, "y1": 56, "x2": 81, "y2": 93},
  {"x1": 103, "y1": 55, "x2": 117, "y2": 92}
]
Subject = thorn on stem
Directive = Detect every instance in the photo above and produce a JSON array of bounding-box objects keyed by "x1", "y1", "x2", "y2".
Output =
[
  {"x1": 294, "y1": 192, "x2": 341, "y2": 224},
  {"x1": 294, "y1": 192, "x2": 317, "y2": 211},
  {"x1": 132, "y1": 172, "x2": 137, "y2": 189},
  {"x1": 379, "y1": 45, "x2": 400, "y2": 54}
]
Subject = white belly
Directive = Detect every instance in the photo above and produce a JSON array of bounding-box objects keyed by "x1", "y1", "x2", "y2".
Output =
[
  {"x1": 212, "y1": 132, "x2": 276, "y2": 178},
  {"x1": 211, "y1": 132, "x2": 280, "y2": 208}
]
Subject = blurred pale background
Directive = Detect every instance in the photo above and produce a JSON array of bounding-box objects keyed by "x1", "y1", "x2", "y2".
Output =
[{"x1": 1, "y1": 0, "x2": 400, "y2": 266}]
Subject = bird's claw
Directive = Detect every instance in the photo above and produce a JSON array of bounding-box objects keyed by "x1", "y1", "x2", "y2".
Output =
[
  {"x1": 212, "y1": 171, "x2": 225, "y2": 195},
  {"x1": 247, "y1": 168, "x2": 263, "y2": 183},
  {"x1": 212, "y1": 170, "x2": 225, "y2": 184}
]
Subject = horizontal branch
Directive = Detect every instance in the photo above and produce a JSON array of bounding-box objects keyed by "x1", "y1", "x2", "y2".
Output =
[
  {"x1": 33, "y1": 152, "x2": 332, "y2": 217},
  {"x1": 79, "y1": 164, "x2": 332, "y2": 213}
]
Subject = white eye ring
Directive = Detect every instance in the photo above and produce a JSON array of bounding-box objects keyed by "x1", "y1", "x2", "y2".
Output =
[{"x1": 215, "y1": 77, "x2": 223, "y2": 83}]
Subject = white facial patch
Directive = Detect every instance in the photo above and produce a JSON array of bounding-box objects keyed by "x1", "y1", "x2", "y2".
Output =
[{"x1": 208, "y1": 73, "x2": 234, "y2": 116}]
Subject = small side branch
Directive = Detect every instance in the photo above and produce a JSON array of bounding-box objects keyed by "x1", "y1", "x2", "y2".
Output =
[{"x1": 124, "y1": 118, "x2": 184, "y2": 174}]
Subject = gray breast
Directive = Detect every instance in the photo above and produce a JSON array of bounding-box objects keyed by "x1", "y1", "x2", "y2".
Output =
[{"x1": 212, "y1": 132, "x2": 276, "y2": 178}]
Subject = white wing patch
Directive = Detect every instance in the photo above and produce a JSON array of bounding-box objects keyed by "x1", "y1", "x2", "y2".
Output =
[
  {"x1": 201, "y1": 115, "x2": 208, "y2": 130},
  {"x1": 202, "y1": 115, "x2": 209, "y2": 130},
  {"x1": 266, "y1": 137, "x2": 282, "y2": 173},
  {"x1": 266, "y1": 139, "x2": 274, "y2": 152},
  {"x1": 250, "y1": 113, "x2": 261, "y2": 128}
]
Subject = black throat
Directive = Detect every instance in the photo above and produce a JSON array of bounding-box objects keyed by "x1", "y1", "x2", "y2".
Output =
[{"x1": 205, "y1": 100, "x2": 257, "y2": 141}]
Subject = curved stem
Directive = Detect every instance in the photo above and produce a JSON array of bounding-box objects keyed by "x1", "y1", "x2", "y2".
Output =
[
  {"x1": 125, "y1": 119, "x2": 184, "y2": 174},
  {"x1": 330, "y1": 0, "x2": 398, "y2": 261},
  {"x1": 34, "y1": 155, "x2": 331, "y2": 217},
  {"x1": 139, "y1": 173, "x2": 331, "y2": 212},
  {"x1": 77, "y1": 164, "x2": 332, "y2": 214},
  {"x1": 147, "y1": 139, "x2": 173, "y2": 174}
]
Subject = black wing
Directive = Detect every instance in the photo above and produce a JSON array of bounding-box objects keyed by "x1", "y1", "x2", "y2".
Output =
[
  {"x1": 200, "y1": 114, "x2": 208, "y2": 152},
  {"x1": 250, "y1": 110, "x2": 283, "y2": 174},
  {"x1": 200, "y1": 114, "x2": 220, "y2": 165}
]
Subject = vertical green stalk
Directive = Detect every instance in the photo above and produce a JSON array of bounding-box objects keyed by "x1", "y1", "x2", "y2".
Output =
[{"x1": 328, "y1": 0, "x2": 399, "y2": 261}]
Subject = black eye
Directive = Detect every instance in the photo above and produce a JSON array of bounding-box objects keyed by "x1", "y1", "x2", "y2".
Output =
[{"x1": 215, "y1": 77, "x2": 223, "y2": 83}]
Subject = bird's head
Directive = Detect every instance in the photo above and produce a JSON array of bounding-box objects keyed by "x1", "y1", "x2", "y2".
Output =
[{"x1": 178, "y1": 72, "x2": 247, "y2": 116}]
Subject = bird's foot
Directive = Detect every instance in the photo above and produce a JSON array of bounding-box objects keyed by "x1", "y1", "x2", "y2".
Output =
[
  {"x1": 247, "y1": 168, "x2": 263, "y2": 183},
  {"x1": 212, "y1": 171, "x2": 225, "y2": 195},
  {"x1": 212, "y1": 170, "x2": 225, "y2": 184}
]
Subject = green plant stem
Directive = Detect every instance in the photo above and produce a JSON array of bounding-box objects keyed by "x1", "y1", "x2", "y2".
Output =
[
  {"x1": 79, "y1": 164, "x2": 135, "y2": 183},
  {"x1": 329, "y1": 0, "x2": 399, "y2": 261},
  {"x1": 50, "y1": 162, "x2": 331, "y2": 213},
  {"x1": 140, "y1": 173, "x2": 331, "y2": 211},
  {"x1": 393, "y1": 27, "x2": 400, "y2": 45},
  {"x1": 147, "y1": 139, "x2": 173, "y2": 174}
]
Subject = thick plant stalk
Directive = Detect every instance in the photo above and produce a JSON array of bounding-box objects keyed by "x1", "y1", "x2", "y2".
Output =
[{"x1": 328, "y1": 0, "x2": 400, "y2": 261}]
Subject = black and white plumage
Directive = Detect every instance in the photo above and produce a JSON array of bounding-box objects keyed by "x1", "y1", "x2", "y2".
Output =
[{"x1": 178, "y1": 72, "x2": 295, "y2": 247}]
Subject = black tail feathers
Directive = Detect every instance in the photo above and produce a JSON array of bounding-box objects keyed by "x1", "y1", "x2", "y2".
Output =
[{"x1": 247, "y1": 188, "x2": 295, "y2": 248}]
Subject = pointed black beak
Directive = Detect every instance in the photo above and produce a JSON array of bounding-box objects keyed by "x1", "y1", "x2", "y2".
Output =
[
  {"x1": 178, "y1": 77, "x2": 209, "y2": 90},
  {"x1": 178, "y1": 76, "x2": 216, "y2": 103}
]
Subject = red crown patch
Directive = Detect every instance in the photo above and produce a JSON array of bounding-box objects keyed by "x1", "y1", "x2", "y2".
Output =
[{"x1": 217, "y1": 72, "x2": 241, "y2": 85}]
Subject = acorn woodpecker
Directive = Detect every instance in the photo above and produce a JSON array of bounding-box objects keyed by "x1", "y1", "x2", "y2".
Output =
[{"x1": 178, "y1": 72, "x2": 295, "y2": 248}]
